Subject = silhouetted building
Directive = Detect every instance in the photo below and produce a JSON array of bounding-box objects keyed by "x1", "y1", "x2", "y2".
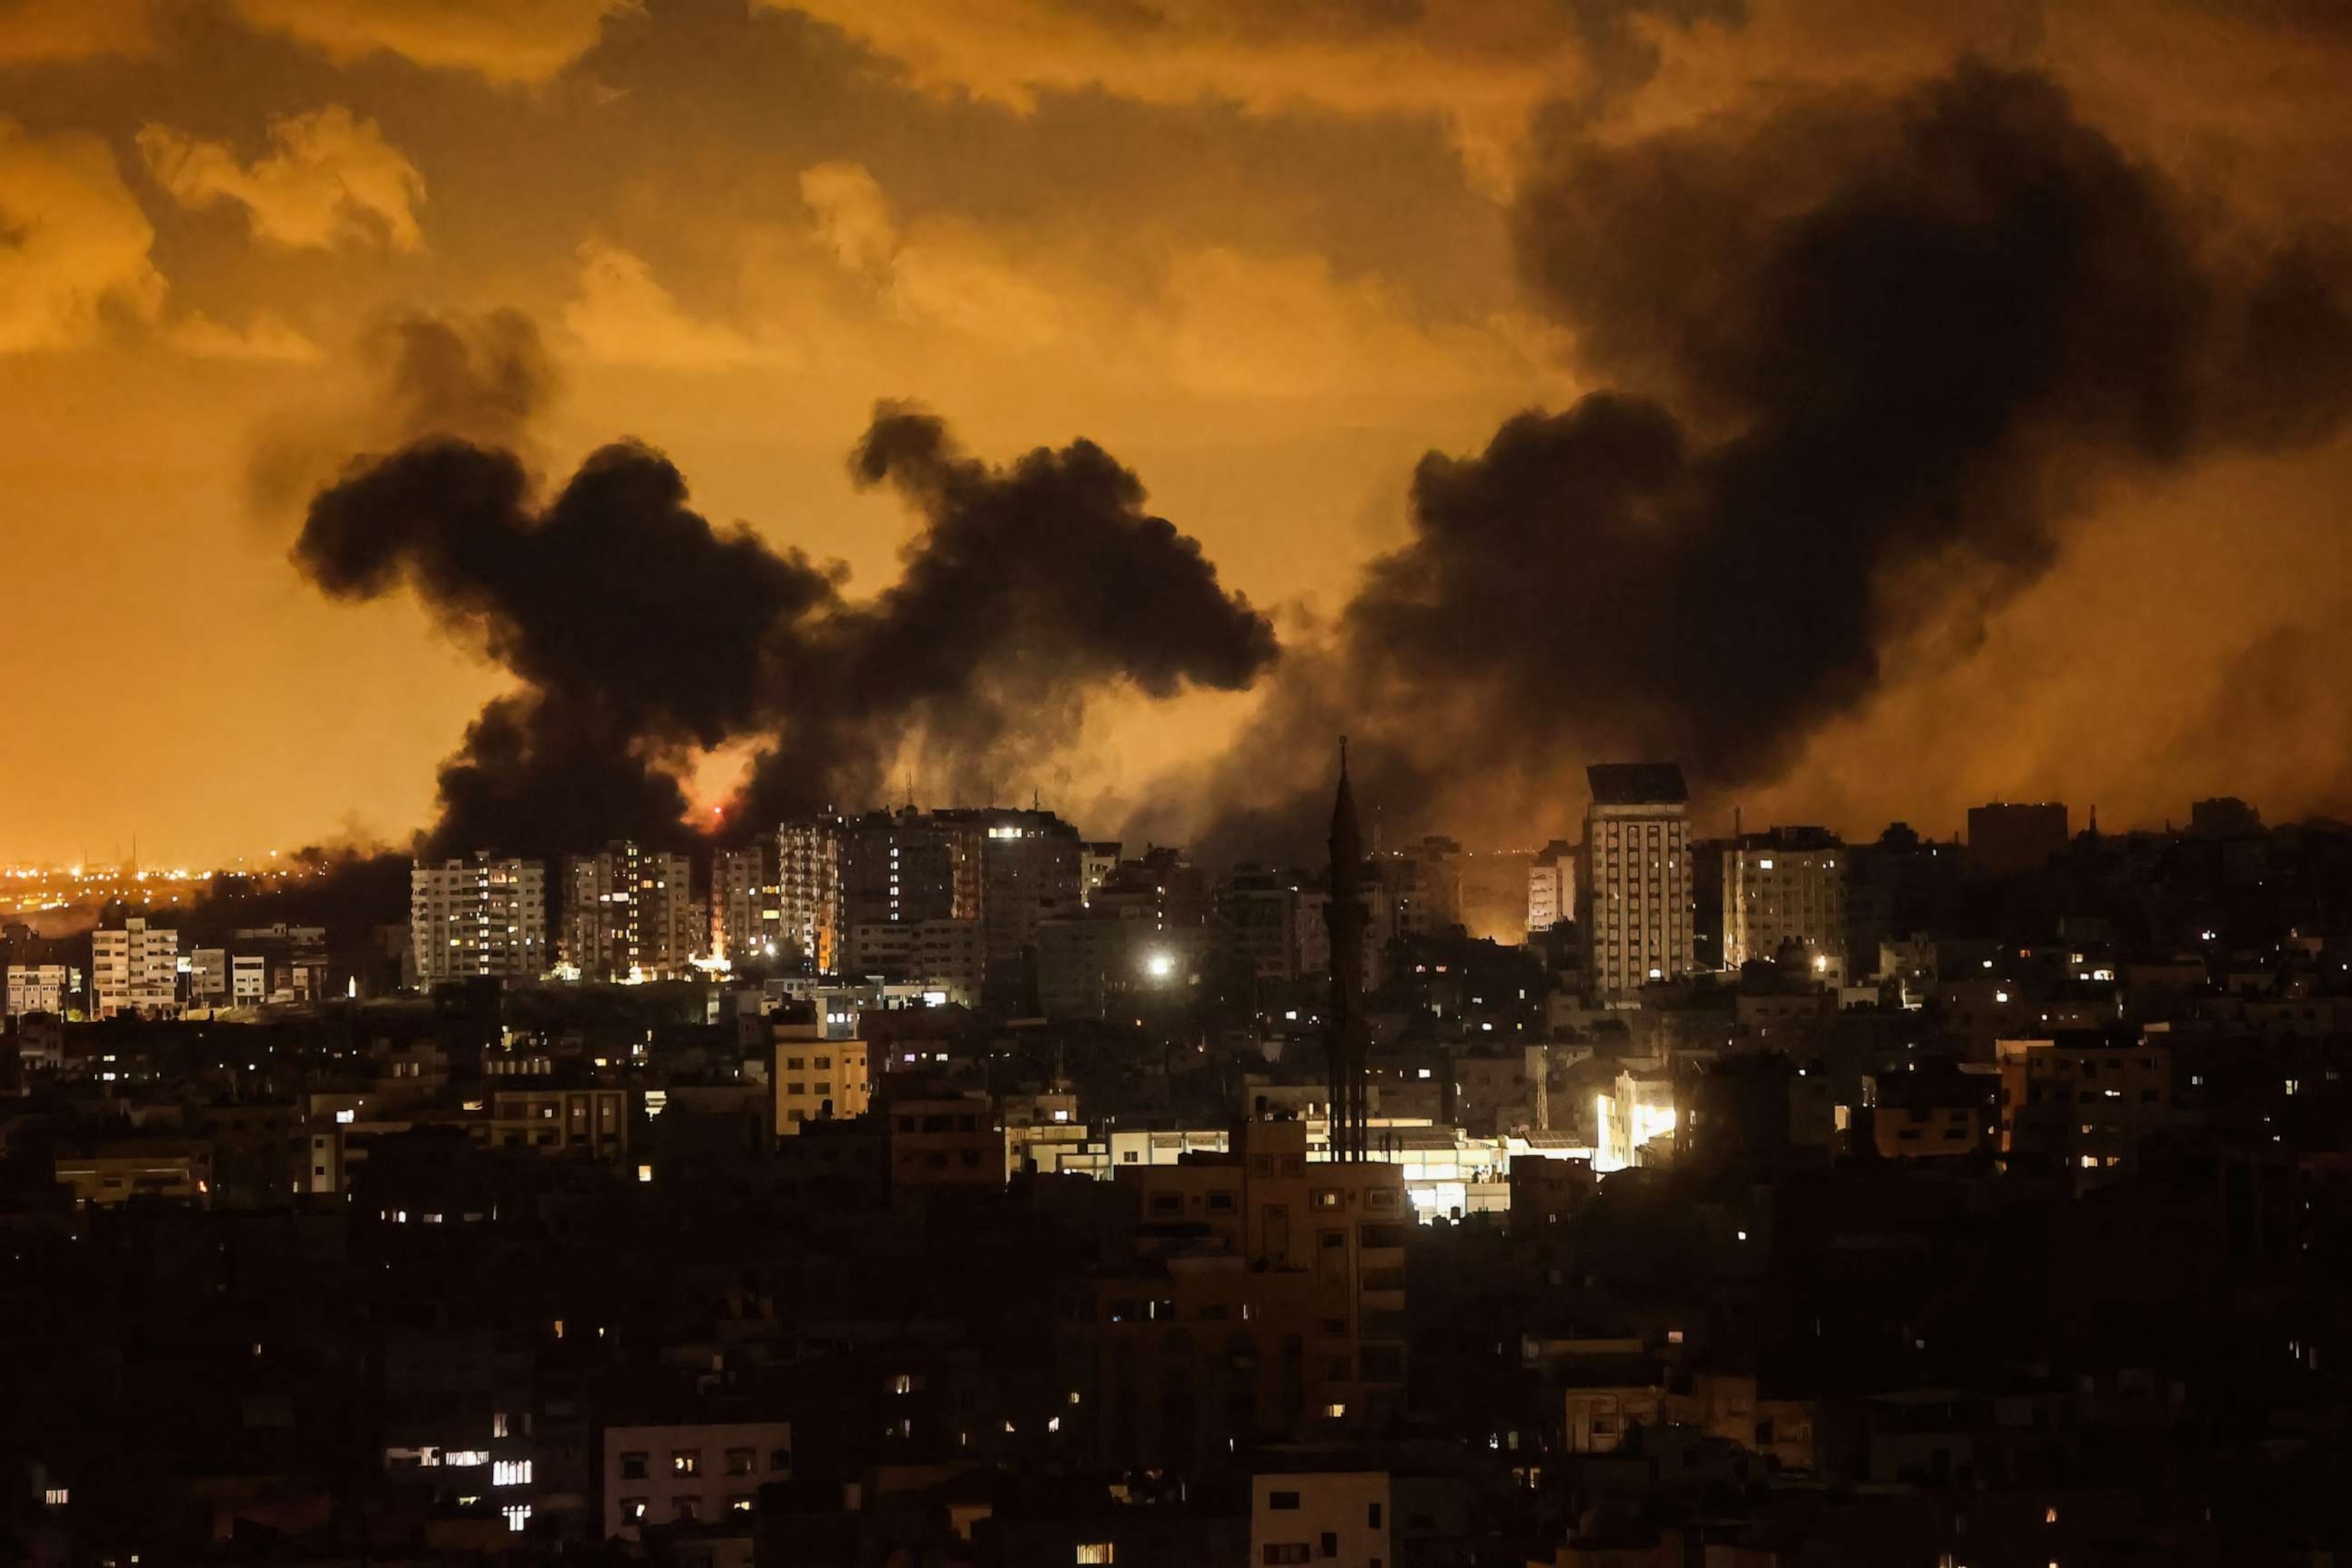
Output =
[{"x1": 1966, "y1": 801, "x2": 2069, "y2": 880}]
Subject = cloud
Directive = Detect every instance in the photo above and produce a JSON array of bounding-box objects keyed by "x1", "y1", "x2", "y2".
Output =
[
  {"x1": 0, "y1": 118, "x2": 165, "y2": 354},
  {"x1": 167, "y1": 309, "x2": 324, "y2": 362},
  {"x1": 776, "y1": 0, "x2": 1741, "y2": 193},
  {"x1": 799, "y1": 162, "x2": 1063, "y2": 348},
  {"x1": 139, "y1": 106, "x2": 426, "y2": 251},
  {"x1": 0, "y1": 0, "x2": 152, "y2": 61},
  {"x1": 560, "y1": 240, "x2": 776, "y2": 368},
  {"x1": 1148, "y1": 247, "x2": 1566, "y2": 402},
  {"x1": 793, "y1": 161, "x2": 1563, "y2": 397},
  {"x1": 228, "y1": 0, "x2": 632, "y2": 83}
]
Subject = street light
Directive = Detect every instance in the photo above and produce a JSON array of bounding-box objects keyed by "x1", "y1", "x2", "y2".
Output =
[{"x1": 1145, "y1": 951, "x2": 1174, "y2": 981}]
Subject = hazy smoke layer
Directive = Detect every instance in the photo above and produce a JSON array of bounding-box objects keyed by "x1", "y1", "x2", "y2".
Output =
[
  {"x1": 295, "y1": 397, "x2": 1275, "y2": 864},
  {"x1": 1180, "y1": 63, "x2": 2352, "y2": 861}
]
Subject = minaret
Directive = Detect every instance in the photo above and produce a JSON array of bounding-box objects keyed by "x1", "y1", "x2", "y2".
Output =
[{"x1": 1326, "y1": 737, "x2": 1369, "y2": 1161}]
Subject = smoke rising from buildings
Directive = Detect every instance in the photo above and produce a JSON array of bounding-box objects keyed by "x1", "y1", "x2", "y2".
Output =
[
  {"x1": 1174, "y1": 62, "x2": 2352, "y2": 861},
  {"x1": 731, "y1": 403, "x2": 1279, "y2": 821},
  {"x1": 292, "y1": 385, "x2": 1276, "y2": 865}
]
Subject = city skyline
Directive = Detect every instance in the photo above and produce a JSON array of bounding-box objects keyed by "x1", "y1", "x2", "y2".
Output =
[{"x1": 3, "y1": 1, "x2": 2350, "y2": 867}]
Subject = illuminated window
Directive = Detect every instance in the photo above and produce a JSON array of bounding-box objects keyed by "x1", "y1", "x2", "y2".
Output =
[
  {"x1": 672, "y1": 1450, "x2": 701, "y2": 1476},
  {"x1": 44, "y1": 1488, "x2": 67, "y2": 1507},
  {"x1": 502, "y1": 1504, "x2": 531, "y2": 1533},
  {"x1": 1077, "y1": 1546, "x2": 1116, "y2": 1564},
  {"x1": 492, "y1": 1459, "x2": 531, "y2": 1487}
]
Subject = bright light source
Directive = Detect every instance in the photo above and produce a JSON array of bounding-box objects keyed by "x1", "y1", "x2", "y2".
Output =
[{"x1": 1145, "y1": 952, "x2": 1174, "y2": 979}]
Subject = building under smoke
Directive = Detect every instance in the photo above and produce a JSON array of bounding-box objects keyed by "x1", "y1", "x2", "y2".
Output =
[
  {"x1": 410, "y1": 854, "x2": 547, "y2": 987},
  {"x1": 1580, "y1": 763, "x2": 1693, "y2": 999},
  {"x1": 559, "y1": 841, "x2": 696, "y2": 982}
]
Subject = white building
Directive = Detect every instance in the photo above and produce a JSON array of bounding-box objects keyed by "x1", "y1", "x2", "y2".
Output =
[
  {"x1": 560, "y1": 842, "x2": 695, "y2": 982},
  {"x1": 1596, "y1": 1067, "x2": 1677, "y2": 1172},
  {"x1": 1527, "y1": 840, "x2": 1577, "y2": 933},
  {"x1": 1723, "y1": 829, "x2": 1847, "y2": 970},
  {"x1": 92, "y1": 917, "x2": 178, "y2": 1018},
  {"x1": 601, "y1": 1420, "x2": 789, "y2": 1540},
  {"x1": 411, "y1": 854, "x2": 548, "y2": 987},
  {"x1": 5, "y1": 963, "x2": 70, "y2": 1018},
  {"x1": 1251, "y1": 1468, "x2": 1390, "y2": 1568},
  {"x1": 1580, "y1": 763, "x2": 1693, "y2": 998}
]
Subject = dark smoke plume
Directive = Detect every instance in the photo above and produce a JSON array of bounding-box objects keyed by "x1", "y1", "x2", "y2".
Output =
[
  {"x1": 295, "y1": 400, "x2": 1275, "y2": 864},
  {"x1": 249, "y1": 308, "x2": 556, "y2": 521},
  {"x1": 733, "y1": 405, "x2": 1279, "y2": 819},
  {"x1": 1179, "y1": 62, "x2": 2352, "y2": 861}
]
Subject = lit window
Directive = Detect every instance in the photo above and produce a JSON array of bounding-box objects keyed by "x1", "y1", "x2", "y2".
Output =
[
  {"x1": 44, "y1": 1488, "x2": 67, "y2": 1507},
  {"x1": 1077, "y1": 1547, "x2": 1116, "y2": 1564},
  {"x1": 502, "y1": 1504, "x2": 531, "y2": 1533},
  {"x1": 493, "y1": 1459, "x2": 532, "y2": 1487}
]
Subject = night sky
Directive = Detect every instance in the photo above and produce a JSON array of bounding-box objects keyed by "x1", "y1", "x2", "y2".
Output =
[{"x1": 2, "y1": 0, "x2": 2347, "y2": 866}]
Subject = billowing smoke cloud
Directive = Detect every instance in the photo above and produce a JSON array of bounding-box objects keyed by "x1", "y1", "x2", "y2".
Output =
[
  {"x1": 1178, "y1": 62, "x2": 2352, "y2": 860},
  {"x1": 735, "y1": 404, "x2": 1279, "y2": 818},
  {"x1": 249, "y1": 305, "x2": 555, "y2": 519},
  {"x1": 294, "y1": 394, "x2": 1275, "y2": 864},
  {"x1": 297, "y1": 437, "x2": 841, "y2": 859}
]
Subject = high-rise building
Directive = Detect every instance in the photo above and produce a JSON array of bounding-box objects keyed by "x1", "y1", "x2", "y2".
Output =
[
  {"x1": 838, "y1": 810, "x2": 982, "y2": 974},
  {"x1": 709, "y1": 844, "x2": 778, "y2": 965},
  {"x1": 776, "y1": 818, "x2": 842, "y2": 972},
  {"x1": 560, "y1": 842, "x2": 696, "y2": 982},
  {"x1": 1579, "y1": 763, "x2": 1693, "y2": 998},
  {"x1": 91, "y1": 916, "x2": 178, "y2": 1018},
  {"x1": 410, "y1": 854, "x2": 547, "y2": 986},
  {"x1": 1527, "y1": 839, "x2": 1577, "y2": 933},
  {"x1": 1965, "y1": 801, "x2": 2069, "y2": 880},
  {"x1": 1221, "y1": 868, "x2": 1303, "y2": 982},
  {"x1": 1723, "y1": 828, "x2": 1847, "y2": 970},
  {"x1": 937, "y1": 807, "x2": 1083, "y2": 991},
  {"x1": 1688, "y1": 837, "x2": 1727, "y2": 971}
]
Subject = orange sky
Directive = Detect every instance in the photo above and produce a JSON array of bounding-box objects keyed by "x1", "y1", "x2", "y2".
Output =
[{"x1": 1, "y1": 0, "x2": 2347, "y2": 865}]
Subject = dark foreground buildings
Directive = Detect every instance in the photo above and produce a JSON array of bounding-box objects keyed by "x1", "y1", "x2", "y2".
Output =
[{"x1": 5, "y1": 790, "x2": 2352, "y2": 1566}]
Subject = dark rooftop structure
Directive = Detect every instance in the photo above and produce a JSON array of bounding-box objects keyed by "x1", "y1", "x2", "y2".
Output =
[{"x1": 1586, "y1": 762, "x2": 1690, "y2": 807}]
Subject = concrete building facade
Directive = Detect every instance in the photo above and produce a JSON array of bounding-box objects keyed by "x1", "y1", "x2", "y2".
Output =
[
  {"x1": 560, "y1": 842, "x2": 695, "y2": 982},
  {"x1": 91, "y1": 917, "x2": 178, "y2": 1018},
  {"x1": 1579, "y1": 763, "x2": 1694, "y2": 998},
  {"x1": 411, "y1": 854, "x2": 548, "y2": 987}
]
